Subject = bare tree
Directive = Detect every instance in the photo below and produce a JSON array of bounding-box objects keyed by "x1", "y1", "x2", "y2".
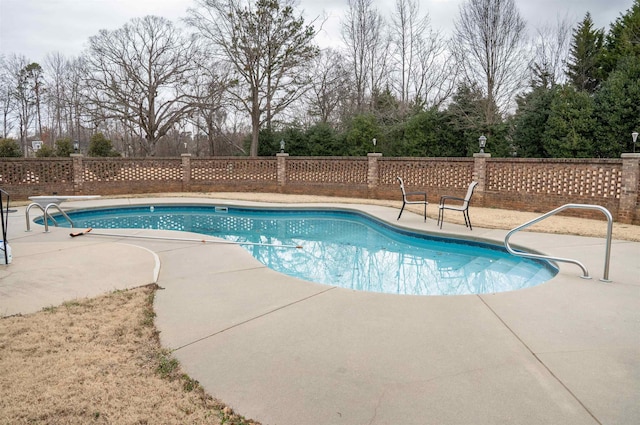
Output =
[
  {"x1": 453, "y1": 0, "x2": 528, "y2": 124},
  {"x1": 390, "y1": 0, "x2": 424, "y2": 105},
  {"x1": 341, "y1": 0, "x2": 387, "y2": 113},
  {"x1": 411, "y1": 33, "x2": 456, "y2": 110},
  {"x1": 529, "y1": 16, "x2": 571, "y2": 88},
  {"x1": 0, "y1": 56, "x2": 16, "y2": 139},
  {"x1": 44, "y1": 52, "x2": 71, "y2": 144},
  {"x1": 66, "y1": 56, "x2": 91, "y2": 144},
  {"x1": 188, "y1": 0, "x2": 319, "y2": 157},
  {"x1": 84, "y1": 16, "x2": 201, "y2": 156},
  {"x1": 188, "y1": 56, "x2": 239, "y2": 156},
  {"x1": 306, "y1": 49, "x2": 351, "y2": 125},
  {"x1": 18, "y1": 63, "x2": 46, "y2": 141},
  {"x1": 389, "y1": 0, "x2": 454, "y2": 111},
  {"x1": 3, "y1": 54, "x2": 35, "y2": 155},
  {"x1": 368, "y1": 16, "x2": 390, "y2": 111}
]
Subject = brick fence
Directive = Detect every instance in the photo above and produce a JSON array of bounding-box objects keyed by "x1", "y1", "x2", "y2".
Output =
[{"x1": 1, "y1": 152, "x2": 638, "y2": 224}]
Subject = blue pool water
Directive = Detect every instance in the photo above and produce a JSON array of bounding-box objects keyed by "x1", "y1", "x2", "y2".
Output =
[{"x1": 43, "y1": 205, "x2": 557, "y2": 296}]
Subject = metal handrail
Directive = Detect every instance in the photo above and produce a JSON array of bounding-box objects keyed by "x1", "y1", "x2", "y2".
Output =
[
  {"x1": 25, "y1": 202, "x2": 75, "y2": 232},
  {"x1": 504, "y1": 204, "x2": 613, "y2": 282},
  {"x1": 1, "y1": 189, "x2": 9, "y2": 265}
]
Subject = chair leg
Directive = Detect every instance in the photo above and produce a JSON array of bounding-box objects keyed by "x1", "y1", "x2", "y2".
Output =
[
  {"x1": 461, "y1": 210, "x2": 470, "y2": 229},
  {"x1": 423, "y1": 202, "x2": 426, "y2": 222},
  {"x1": 437, "y1": 208, "x2": 443, "y2": 228},
  {"x1": 466, "y1": 210, "x2": 472, "y2": 230},
  {"x1": 397, "y1": 202, "x2": 406, "y2": 220}
]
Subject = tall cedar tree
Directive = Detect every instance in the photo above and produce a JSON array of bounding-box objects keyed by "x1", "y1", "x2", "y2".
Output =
[
  {"x1": 565, "y1": 13, "x2": 605, "y2": 93},
  {"x1": 601, "y1": 0, "x2": 640, "y2": 77}
]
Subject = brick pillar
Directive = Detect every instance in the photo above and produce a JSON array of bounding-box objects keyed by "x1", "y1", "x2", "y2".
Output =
[
  {"x1": 472, "y1": 153, "x2": 490, "y2": 206},
  {"x1": 619, "y1": 153, "x2": 640, "y2": 224},
  {"x1": 367, "y1": 153, "x2": 382, "y2": 193},
  {"x1": 71, "y1": 154, "x2": 83, "y2": 195},
  {"x1": 276, "y1": 153, "x2": 288, "y2": 188},
  {"x1": 181, "y1": 153, "x2": 191, "y2": 191}
]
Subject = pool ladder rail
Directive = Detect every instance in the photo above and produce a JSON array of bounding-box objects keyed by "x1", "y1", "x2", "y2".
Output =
[
  {"x1": 1, "y1": 189, "x2": 10, "y2": 265},
  {"x1": 25, "y1": 202, "x2": 75, "y2": 233},
  {"x1": 504, "y1": 204, "x2": 613, "y2": 282}
]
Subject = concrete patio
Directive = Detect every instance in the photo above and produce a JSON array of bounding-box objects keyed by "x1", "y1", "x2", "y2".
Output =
[{"x1": 1, "y1": 196, "x2": 638, "y2": 424}]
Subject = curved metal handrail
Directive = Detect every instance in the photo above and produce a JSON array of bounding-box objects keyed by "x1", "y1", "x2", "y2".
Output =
[
  {"x1": 1, "y1": 189, "x2": 9, "y2": 265},
  {"x1": 25, "y1": 203, "x2": 74, "y2": 232},
  {"x1": 504, "y1": 204, "x2": 613, "y2": 282}
]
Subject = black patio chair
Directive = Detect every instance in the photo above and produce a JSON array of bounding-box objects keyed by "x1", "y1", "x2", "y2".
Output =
[
  {"x1": 437, "y1": 181, "x2": 478, "y2": 230},
  {"x1": 397, "y1": 177, "x2": 427, "y2": 222}
]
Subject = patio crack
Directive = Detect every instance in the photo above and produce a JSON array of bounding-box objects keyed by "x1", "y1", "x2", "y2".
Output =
[
  {"x1": 170, "y1": 286, "x2": 337, "y2": 352},
  {"x1": 478, "y1": 295, "x2": 603, "y2": 425}
]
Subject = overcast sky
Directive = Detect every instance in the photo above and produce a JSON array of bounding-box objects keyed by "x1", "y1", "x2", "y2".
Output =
[{"x1": 0, "y1": 0, "x2": 635, "y2": 65}]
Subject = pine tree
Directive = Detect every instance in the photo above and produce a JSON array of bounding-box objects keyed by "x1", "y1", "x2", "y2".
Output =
[
  {"x1": 565, "y1": 13, "x2": 605, "y2": 93},
  {"x1": 513, "y1": 86, "x2": 557, "y2": 157},
  {"x1": 601, "y1": 0, "x2": 640, "y2": 77},
  {"x1": 542, "y1": 85, "x2": 597, "y2": 158}
]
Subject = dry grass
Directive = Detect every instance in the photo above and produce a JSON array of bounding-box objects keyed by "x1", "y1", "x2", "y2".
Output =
[{"x1": 0, "y1": 285, "x2": 259, "y2": 425}]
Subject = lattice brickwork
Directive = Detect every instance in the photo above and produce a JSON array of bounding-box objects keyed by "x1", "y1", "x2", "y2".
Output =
[
  {"x1": 286, "y1": 158, "x2": 368, "y2": 184},
  {"x1": 1, "y1": 156, "x2": 637, "y2": 224},
  {"x1": 191, "y1": 158, "x2": 277, "y2": 181},
  {"x1": 487, "y1": 160, "x2": 622, "y2": 198},
  {"x1": 0, "y1": 159, "x2": 72, "y2": 184},
  {"x1": 83, "y1": 159, "x2": 182, "y2": 182},
  {"x1": 378, "y1": 159, "x2": 474, "y2": 188}
]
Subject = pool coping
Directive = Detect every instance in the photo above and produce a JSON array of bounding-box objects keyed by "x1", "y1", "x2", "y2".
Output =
[
  {"x1": 2, "y1": 196, "x2": 639, "y2": 424},
  {"x1": 41, "y1": 201, "x2": 560, "y2": 295}
]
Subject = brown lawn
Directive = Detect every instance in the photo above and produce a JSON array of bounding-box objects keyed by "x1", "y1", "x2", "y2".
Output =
[{"x1": 0, "y1": 285, "x2": 259, "y2": 425}]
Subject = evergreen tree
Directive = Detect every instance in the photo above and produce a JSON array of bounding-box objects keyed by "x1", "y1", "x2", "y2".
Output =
[
  {"x1": 542, "y1": 85, "x2": 597, "y2": 157},
  {"x1": 277, "y1": 126, "x2": 306, "y2": 156},
  {"x1": 601, "y1": 0, "x2": 640, "y2": 77},
  {"x1": 88, "y1": 133, "x2": 120, "y2": 157},
  {"x1": 445, "y1": 83, "x2": 487, "y2": 134},
  {"x1": 444, "y1": 83, "x2": 509, "y2": 156},
  {"x1": 343, "y1": 114, "x2": 381, "y2": 156},
  {"x1": 594, "y1": 56, "x2": 640, "y2": 156},
  {"x1": 54, "y1": 138, "x2": 73, "y2": 157},
  {"x1": 565, "y1": 13, "x2": 605, "y2": 93},
  {"x1": 305, "y1": 123, "x2": 340, "y2": 156},
  {"x1": 512, "y1": 86, "x2": 557, "y2": 157},
  {"x1": 393, "y1": 109, "x2": 463, "y2": 157},
  {"x1": 35, "y1": 144, "x2": 55, "y2": 157},
  {"x1": 0, "y1": 138, "x2": 22, "y2": 157}
]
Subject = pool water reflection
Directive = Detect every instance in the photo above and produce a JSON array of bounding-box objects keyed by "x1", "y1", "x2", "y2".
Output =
[{"x1": 46, "y1": 205, "x2": 557, "y2": 296}]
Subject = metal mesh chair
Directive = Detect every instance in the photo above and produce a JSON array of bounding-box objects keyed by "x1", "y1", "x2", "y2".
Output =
[
  {"x1": 437, "y1": 181, "x2": 478, "y2": 230},
  {"x1": 397, "y1": 177, "x2": 427, "y2": 222}
]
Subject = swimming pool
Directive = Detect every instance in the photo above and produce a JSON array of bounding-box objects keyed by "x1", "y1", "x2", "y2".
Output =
[{"x1": 42, "y1": 204, "x2": 557, "y2": 296}]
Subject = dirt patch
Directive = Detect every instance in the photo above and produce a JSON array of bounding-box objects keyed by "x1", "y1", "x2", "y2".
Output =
[{"x1": 0, "y1": 285, "x2": 258, "y2": 425}]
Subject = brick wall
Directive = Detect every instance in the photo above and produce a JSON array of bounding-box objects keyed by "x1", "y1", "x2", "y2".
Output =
[{"x1": 2, "y1": 153, "x2": 638, "y2": 224}]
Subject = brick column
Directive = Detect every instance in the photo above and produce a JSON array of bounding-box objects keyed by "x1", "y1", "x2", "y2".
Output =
[
  {"x1": 367, "y1": 153, "x2": 382, "y2": 198},
  {"x1": 472, "y1": 153, "x2": 490, "y2": 206},
  {"x1": 70, "y1": 154, "x2": 83, "y2": 195},
  {"x1": 276, "y1": 153, "x2": 288, "y2": 188},
  {"x1": 619, "y1": 153, "x2": 640, "y2": 224},
  {"x1": 181, "y1": 153, "x2": 191, "y2": 191},
  {"x1": 367, "y1": 153, "x2": 382, "y2": 191}
]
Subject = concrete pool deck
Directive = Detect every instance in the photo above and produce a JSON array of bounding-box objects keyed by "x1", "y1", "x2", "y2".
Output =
[{"x1": 1, "y1": 196, "x2": 639, "y2": 424}]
